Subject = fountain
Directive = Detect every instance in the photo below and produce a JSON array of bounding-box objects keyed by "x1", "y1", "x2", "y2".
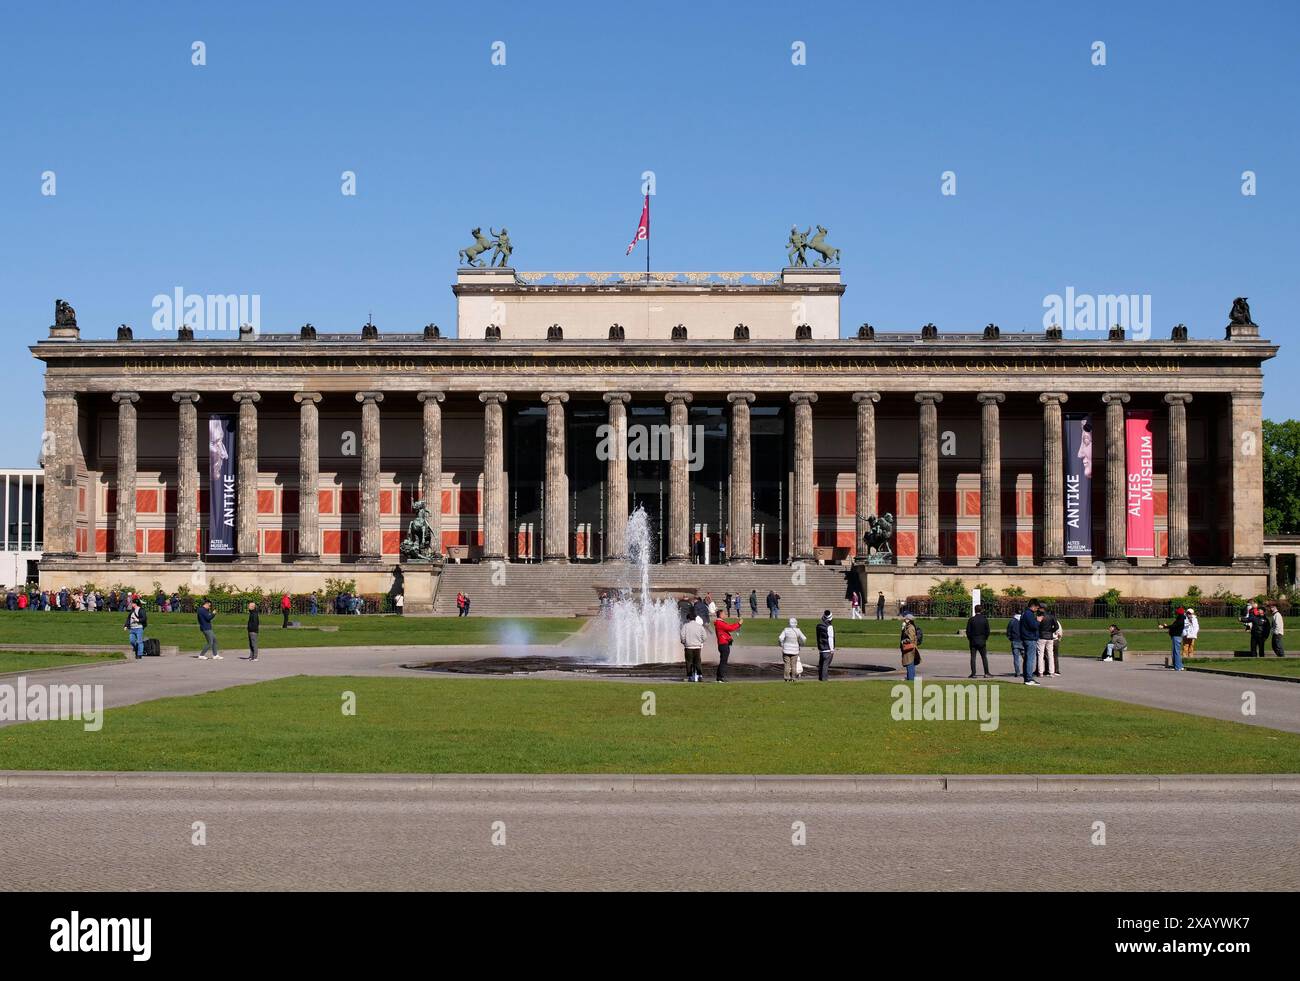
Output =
[{"x1": 603, "y1": 507, "x2": 684, "y2": 665}]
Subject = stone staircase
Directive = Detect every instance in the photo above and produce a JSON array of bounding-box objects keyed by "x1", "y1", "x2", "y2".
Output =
[{"x1": 431, "y1": 562, "x2": 853, "y2": 617}]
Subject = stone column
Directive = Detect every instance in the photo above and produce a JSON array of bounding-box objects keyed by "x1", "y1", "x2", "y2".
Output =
[
  {"x1": 540, "y1": 392, "x2": 570, "y2": 562},
  {"x1": 1164, "y1": 393, "x2": 1193, "y2": 567},
  {"x1": 418, "y1": 391, "x2": 445, "y2": 558},
  {"x1": 41, "y1": 390, "x2": 78, "y2": 558},
  {"x1": 1230, "y1": 391, "x2": 1265, "y2": 566},
  {"x1": 790, "y1": 392, "x2": 817, "y2": 563},
  {"x1": 294, "y1": 392, "x2": 322, "y2": 559},
  {"x1": 977, "y1": 393, "x2": 1005, "y2": 565},
  {"x1": 852, "y1": 392, "x2": 880, "y2": 564},
  {"x1": 233, "y1": 392, "x2": 261, "y2": 559},
  {"x1": 1040, "y1": 393, "x2": 1069, "y2": 565},
  {"x1": 172, "y1": 392, "x2": 201, "y2": 560},
  {"x1": 664, "y1": 393, "x2": 693, "y2": 564},
  {"x1": 603, "y1": 392, "x2": 631, "y2": 560},
  {"x1": 1102, "y1": 392, "x2": 1130, "y2": 566},
  {"x1": 355, "y1": 392, "x2": 384, "y2": 561},
  {"x1": 728, "y1": 393, "x2": 756, "y2": 563},
  {"x1": 112, "y1": 391, "x2": 140, "y2": 560},
  {"x1": 479, "y1": 392, "x2": 508, "y2": 561},
  {"x1": 915, "y1": 392, "x2": 943, "y2": 566}
]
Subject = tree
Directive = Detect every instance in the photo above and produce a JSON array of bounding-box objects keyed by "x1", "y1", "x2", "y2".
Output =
[{"x1": 1263, "y1": 419, "x2": 1300, "y2": 534}]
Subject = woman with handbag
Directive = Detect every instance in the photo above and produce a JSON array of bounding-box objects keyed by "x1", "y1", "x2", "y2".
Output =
[{"x1": 900, "y1": 612, "x2": 921, "y2": 681}]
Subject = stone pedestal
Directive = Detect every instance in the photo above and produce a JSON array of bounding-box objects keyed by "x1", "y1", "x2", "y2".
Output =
[{"x1": 399, "y1": 565, "x2": 437, "y2": 614}]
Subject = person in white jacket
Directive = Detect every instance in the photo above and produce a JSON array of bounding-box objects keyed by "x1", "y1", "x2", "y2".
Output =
[
  {"x1": 680, "y1": 615, "x2": 709, "y2": 683},
  {"x1": 778, "y1": 617, "x2": 807, "y2": 682},
  {"x1": 1182, "y1": 608, "x2": 1200, "y2": 658}
]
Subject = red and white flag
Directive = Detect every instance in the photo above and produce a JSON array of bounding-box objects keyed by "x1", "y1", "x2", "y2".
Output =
[{"x1": 626, "y1": 195, "x2": 649, "y2": 255}]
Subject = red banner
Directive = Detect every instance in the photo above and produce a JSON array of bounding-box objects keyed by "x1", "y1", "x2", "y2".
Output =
[
  {"x1": 1125, "y1": 410, "x2": 1155, "y2": 557},
  {"x1": 626, "y1": 195, "x2": 649, "y2": 255}
]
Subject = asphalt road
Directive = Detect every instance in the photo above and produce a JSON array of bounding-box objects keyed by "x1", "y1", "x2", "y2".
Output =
[{"x1": 2, "y1": 785, "x2": 1295, "y2": 890}]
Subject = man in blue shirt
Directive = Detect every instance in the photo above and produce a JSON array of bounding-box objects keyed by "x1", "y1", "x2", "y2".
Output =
[{"x1": 1019, "y1": 600, "x2": 1042, "y2": 685}]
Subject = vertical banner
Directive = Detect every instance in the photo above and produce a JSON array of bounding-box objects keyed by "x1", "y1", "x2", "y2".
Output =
[
  {"x1": 1125, "y1": 409, "x2": 1155, "y2": 557},
  {"x1": 207, "y1": 415, "x2": 236, "y2": 556},
  {"x1": 1063, "y1": 413, "x2": 1094, "y2": 555}
]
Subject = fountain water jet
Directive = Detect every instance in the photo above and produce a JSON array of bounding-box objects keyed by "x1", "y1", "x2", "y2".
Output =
[{"x1": 604, "y1": 507, "x2": 683, "y2": 665}]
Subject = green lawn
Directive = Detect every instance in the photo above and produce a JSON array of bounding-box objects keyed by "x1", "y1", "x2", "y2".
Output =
[
  {"x1": 824, "y1": 617, "x2": 1248, "y2": 654},
  {"x1": 0, "y1": 611, "x2": 583, "y2": 653},
  {"x1": 1, "y1": 675, "x2": 1296, "y2": 774},
  {"x1": 0, "y1": 650, "x2": 125, "y2": 673},
  {"x1": 1185, "y1": 658, "x2": 1300, "y2": 679}
]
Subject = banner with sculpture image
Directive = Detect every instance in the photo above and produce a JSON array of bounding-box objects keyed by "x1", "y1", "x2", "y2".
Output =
[
  {"x1": 207, "y1": 415, "x2": 236, "y2": 556},
  {"x1": 1124, "y1": 409, "x2": 1155, "y2": 557},
  {"x1": 1063, "y1": 413, "x2": 1093, "y2": 555}
]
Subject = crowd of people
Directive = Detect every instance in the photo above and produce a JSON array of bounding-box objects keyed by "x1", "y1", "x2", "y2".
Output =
[{"x1": 666, "y1": 590, "x2": 1289, "y2": 685}]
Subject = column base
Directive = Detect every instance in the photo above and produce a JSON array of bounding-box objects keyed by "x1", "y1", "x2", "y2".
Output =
[
  {"x1": 356, "y1": 554, "x2": 381, "y2": 564},
  {"x1": 295, "y1": 552, "x2": 320, "y2": 563},
  {"x1": 173, "y1": 551, "x2": 198, "y2": 563},
  {"x1": 111, "y1": 554, "x2": 140, "y2": 563},
  {"x1": 977, "y1": 557, "x2": 1004, "y2": 568},
  {"x1": 664, "y1": 556, "x2": 690, "y2": 565},
  {"x1": 1105, "y1": 557, "x2": 1131, "y2": 569},
  {"x1": 482, "y1": 554, "x2": 507, "y2": 563},
  {"x1": 1165, "y1": 558, "x2": 1192, "y2": 568},
  {"x1": 1231, "y1": 556, "x2": 1267, "y2": 568},
  {"x1": 915, "y1": 556, "x2": 941, "y2": 567},
  {"x1": 791, "y1": 554, "x2": 814, "y2": 564},
  {"x1": 728, "y1": 556, "x2": 755, "y2": 565},
  {"x1": 1041, "y1": 557, "x2": 1067, "y2": 567},
  {"x1": 543, "y1": 556, "x2": 570, "y2": 564}
]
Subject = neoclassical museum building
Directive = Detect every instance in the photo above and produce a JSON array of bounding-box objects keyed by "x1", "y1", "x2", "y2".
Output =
[{"x1": 35, "y1": 266, "x2": 1276, "y2": 609}]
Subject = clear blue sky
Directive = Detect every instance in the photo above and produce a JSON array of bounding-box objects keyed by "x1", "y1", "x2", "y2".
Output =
[{"x1": 2, "y1": 0, "x2": 1296, "y2": 466}]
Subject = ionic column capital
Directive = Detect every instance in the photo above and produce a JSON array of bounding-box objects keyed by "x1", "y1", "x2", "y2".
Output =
[
  {"x1": 112, "y1": 391, "x2": 140, "y2": 405},
  {"x1": 233, "y1": 391, "x2": 261, "y2": 405},
  {"x1": 171, "y1": 391, "x2": 201, "y2": 405},
  {"x1": 789, "y1": 392, "x2": 818, "y2": 404},
  {"x1": 976, "y1": 392, "x2": 1005, "y2": 405},
  {"x1": 603, "y1": 391, "x2": 631, "y2": 405},
  {"x1": 479, "y1": 391, "x2": 508, "y2": 404},
  {"x1": 294, "y1": 391, "x2": 322, "y2": 405},
  {"x1": 540, "y1": 391, "x2": 569, "y2": 404},
  {"x1": 355, "y1": 391, "x2": 384, "y2": 405},
  {"x1": 1039, "y1": 392, "x2": 1069, "y2": 406},
  {"x1": 914, "y1": 391, "x2": 943, "y2": 405},
  {"x1": 1163, "y1": 392, "x2": 1194, "y2": 406},
  {"x1": 852, "y1": 391, "x2": 881, "y2": 404},
  {"x1": 1101, "y1": 391, "x2": 1131, "y2": 405},
  {"x1": 727, "y1": 392, "x2": 756, "y2": 405},
  {"x1": 417, "y1": 390, "x2": 446, "y2": 404},
  {"x1": 664, "y1": 392, "x2": 693, "y2": 405}
]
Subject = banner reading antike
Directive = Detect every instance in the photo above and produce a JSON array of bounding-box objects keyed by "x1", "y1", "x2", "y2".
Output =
[
  {"x1": 1124, "y1": 409, "x2": 1155, "y2": 557},
  {"x1": 207, "y1": 415, "x2": 237, "y2": 556},
  {"x1": 1063, "y1": 413, "x2": 1093, "y2": 555}
]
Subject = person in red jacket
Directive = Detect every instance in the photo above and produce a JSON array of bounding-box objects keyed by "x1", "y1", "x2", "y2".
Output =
[
  {"x1": 713, "y1": 614, "x2": 743, "y2": 683},
  {"x1": 281, "y1": 592, "x2": 292, "y2": 628}
]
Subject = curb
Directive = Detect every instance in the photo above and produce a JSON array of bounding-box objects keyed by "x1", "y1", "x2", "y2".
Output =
[
  {"x1": 1184, "y1": 666, "x2": 1300, "y2": 684},
  {"x1": 0, "y1": 771, "x2": 1295, "y2": 793}
]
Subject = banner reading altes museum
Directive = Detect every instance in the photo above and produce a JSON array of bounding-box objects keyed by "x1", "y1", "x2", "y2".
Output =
[
  {"x1": 1125, "y1": 410, "x2": 1155, "y2": 558},
  {"x1": 207, "y1": 415, "x2": 236, "y2": 556}
]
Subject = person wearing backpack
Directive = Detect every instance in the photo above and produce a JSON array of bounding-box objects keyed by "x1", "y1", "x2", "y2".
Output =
[
  {"x1": 123, "y1": 598, "x2": 147, "y2": 659},
  {"x1": 1019, "y1": 600, "x2": 1042, "y2": 685},
  {"x1": 899, "y1": 612, "x2": 921, "y2": 681},
  {"x1": 1006, "y1": 612, "x2": 1024, "y2": 678},
  {"x1": 815, "y1": 610, "x2": 836, "y2": 681},
  {"x1": 966, "y1": 604, "x2": 991, "y2": 678}
]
